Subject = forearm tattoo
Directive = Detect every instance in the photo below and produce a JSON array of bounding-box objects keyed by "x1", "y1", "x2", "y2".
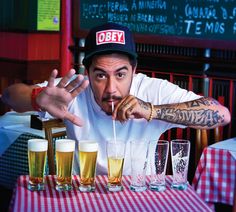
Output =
[
  {"x1": 156, "y1": 98, "x2": 224, "y2": 127},
  {"x1": 184, "y1": 97, "x2": 220, "y2": 107},
  {"x1": 138, "y1": 99, "x2": 149, "y2": 110},
  {"x1": 156, "y1": 108, "x2": 224, "y2": 127}
]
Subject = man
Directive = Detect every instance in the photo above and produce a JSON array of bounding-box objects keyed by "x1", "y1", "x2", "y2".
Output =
[{"x1": 2, "y1": 23, "x2": 231, "y2": 175}]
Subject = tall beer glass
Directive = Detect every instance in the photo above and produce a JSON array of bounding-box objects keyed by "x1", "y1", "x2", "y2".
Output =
[
  {"x1": 171, "y1": 139, "x2": 190, "y2": 190},
  {"x1": 55, "y1": 139, "x2": 75, "y2": 191},
  {"x1": 28, "y1": 139, "x2": 48, "y2": 191},
  {"x1": 107, "y1": 140, "x2": 126, "y2": 192},
  {"x1": 149, "y1": 140, "x2": 169, "y2": 192},
  {"x1": 79, "y1": 141, "x2": 98, "y2": 192},
  {"x1": 130, "y1": 139, "x2": 149, "y2": 192}
]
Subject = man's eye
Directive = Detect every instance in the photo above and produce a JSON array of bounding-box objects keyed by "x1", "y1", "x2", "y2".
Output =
[
  {"x1": 117, "y1": 72, "x2": 126, "y2": 78},
  {"x1": 96, "y1": 74, "x2": 106, "y2": 79}
]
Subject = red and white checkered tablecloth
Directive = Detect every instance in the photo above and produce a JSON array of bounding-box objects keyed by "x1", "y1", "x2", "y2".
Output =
[
  {"x1": 192, "y1": 147, "x2": 236, "y2": 206},
  {"x1": 10, "y1": 175, "x2": 212, "y2": 212}
]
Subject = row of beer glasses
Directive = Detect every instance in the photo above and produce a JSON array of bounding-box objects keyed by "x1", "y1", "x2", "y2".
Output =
[
  {"x1": 27, "y1": 138, "x2": 190, "y2": 192},
  {"x1": 27, "y1": 138, "x2": 95, "y2": 192},
  {"x1": 27, "y1": 138, "x2": 125, "y2": 192}
]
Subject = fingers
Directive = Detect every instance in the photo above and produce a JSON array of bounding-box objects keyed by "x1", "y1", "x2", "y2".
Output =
[
  {"x1": 64, "y1": 112, "x2": 84, "y2": 127},
  {"x1": 47, "y1": 69, "x2": 58, "y2": 87},
  {"x1": 65, "y1": 74, "x2": 87, "y2": 92},
  {"x1": 113, "y1": 97, "x2": 129, "y2": 117},
  {"x1": 70, "y1": 78, "x2": 89, "y2": 98},
  {"x1": 57, "y1": 69, "x2": 76, "y2": 88},
  {"x1": 54, "y1": 69, "x2": 89, "y2": 97},
  {"x1": 126, "y1": 105, "x2": 135, "y2": 119},
  {"x1": 120, "y1": 102, "x2": 133, "y2": 121},
  {"x1": 66, "y1": 74, "x2": 84, "y2": 91},
  {"x1": 113, "y1": 96, "x2": 136, "y2": 122}
]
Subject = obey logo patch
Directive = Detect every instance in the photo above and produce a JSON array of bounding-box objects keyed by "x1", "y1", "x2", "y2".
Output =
[{"x1": 96, "y1": 30, "x2": 125, "y2": 45}]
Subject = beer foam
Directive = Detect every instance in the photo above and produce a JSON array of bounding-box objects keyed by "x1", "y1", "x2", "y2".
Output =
[
  {"x1": 79, "y1": 141, "x2": 98, "y2": 152},
  {"x1": 28, "y1": 139, "x2": 48, "y2": 152},
  {"x1": 56, "y1": 139, "x2": 75, "y2": 152}
]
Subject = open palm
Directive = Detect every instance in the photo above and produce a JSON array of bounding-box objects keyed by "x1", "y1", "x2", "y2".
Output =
[{"x1": 37, "y1": 69, "x2": 89, "y2": 126}]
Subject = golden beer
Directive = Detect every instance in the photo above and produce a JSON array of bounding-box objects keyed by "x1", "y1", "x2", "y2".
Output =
[
  {"x1": 27, "y1": 139, "x2": 48, "y2": 191},
  {"x1": 79, "y1": 141, "x2": 98, "y2": 192},
  {"x1": 28, "y1": 151, "x2": 47, "y2": 184},
  {"x1": 55, "y1": 139, "x2": 75, "y2": 191},
  {"x1": 56, "y1": 151, "x2": 74, "y2": 185},
  {"x1": 108, "y1": 157, "x2": 124, "y2": 185},
  {"x1": 106, "y1": 140, "x2": 126, "y2": 192}
]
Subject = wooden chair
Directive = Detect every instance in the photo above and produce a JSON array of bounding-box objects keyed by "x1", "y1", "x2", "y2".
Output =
[
  {"x1": 195, "y1": 127, "x2": 220, "y2": 168},
  {"x1": 31, "y1": 115, "x2": 66, "y2": 175}
]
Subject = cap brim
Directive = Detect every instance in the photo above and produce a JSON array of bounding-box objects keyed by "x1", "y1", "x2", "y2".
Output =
[{"x1": 83, "y1": 49, "x2": 138, "y2": 65}]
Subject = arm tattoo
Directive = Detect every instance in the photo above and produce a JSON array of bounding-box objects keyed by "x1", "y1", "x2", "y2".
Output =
[
  {"x1": 184, "y1": 97, "x2": 220, "y2": 108},
  {"x1": 138, "y1": 99, "x2": 149, "y2": 111},
  {"x1": 157, "y1": 108, "x2": 224, "y2": 128}
]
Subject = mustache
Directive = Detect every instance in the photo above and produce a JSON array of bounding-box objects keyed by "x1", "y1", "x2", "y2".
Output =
[{"x1": 102, "y1": 95, "x2": 122, "y2": 102}]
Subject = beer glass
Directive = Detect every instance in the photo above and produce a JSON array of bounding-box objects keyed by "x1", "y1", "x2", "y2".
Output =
[
  {"x1": 171, "y1": 139, "x2": 190, "y2": 190},
  {"x1": 149, "y1": 140, "x2": 169, "y2": 192},
  {"x1": 28, "y1": 139, "x2": 48, "y2": 191},
  {"x1": 79, "y1": 141, "x2": 98, "y2": 192},
  {"x1": 130, "y1": 140, "x2": 150, "y2": 192},
  {"x1": 55, "y1": 139, "x2": 75, "y2": 191},
  {"x1": 106, "y1": 140, "x2": 126, "y2": 192}
]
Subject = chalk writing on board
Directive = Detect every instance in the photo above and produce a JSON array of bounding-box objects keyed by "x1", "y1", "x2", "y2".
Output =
[{"x1": 79, "y1": 0, "x2": 236, "y2": 40}]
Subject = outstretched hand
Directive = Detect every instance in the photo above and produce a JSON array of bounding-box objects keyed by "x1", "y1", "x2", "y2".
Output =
[{"x1": 36, "y1": 69, "x2": 89, "y2": 126}]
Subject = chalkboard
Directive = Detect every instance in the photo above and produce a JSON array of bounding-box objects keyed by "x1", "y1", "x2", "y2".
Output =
[{"x1": 73, "y1": 0, "x2": 236, "y2": 50}]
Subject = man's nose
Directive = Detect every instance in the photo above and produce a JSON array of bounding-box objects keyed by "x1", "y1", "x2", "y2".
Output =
[{"x1": 105, "y1": 77, "x2": 116, "y2": 94}]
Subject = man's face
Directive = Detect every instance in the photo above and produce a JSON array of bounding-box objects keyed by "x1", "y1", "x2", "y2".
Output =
[{"x1": 88, "y1": 53, "x2": 136, "y2": 115}]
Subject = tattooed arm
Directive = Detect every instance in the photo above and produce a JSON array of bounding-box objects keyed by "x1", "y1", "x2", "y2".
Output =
[
  {"x1": 152, "y1": 97, "x2": 231, "y2": 129},
  {"x1": 113, "y1": 95, "x2": 231, "y2": 129}
]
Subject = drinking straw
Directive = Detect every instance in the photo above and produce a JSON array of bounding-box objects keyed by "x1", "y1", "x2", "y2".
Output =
[
  {"x1": 111, "y1": 101, "x2": 118, "y2": 159},
  {"x1": 111, "y1": 101, "x2": 117, "y2": 143}
]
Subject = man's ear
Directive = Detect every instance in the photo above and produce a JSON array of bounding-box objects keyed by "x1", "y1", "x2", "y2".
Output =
[{"x1": 133, "y1": 65, "x2": 137, "y2": 74}]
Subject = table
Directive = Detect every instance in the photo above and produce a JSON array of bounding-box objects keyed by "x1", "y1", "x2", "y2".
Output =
[
  {"x1": 192, "y1": 137, "x2": 236, "y2": 207},
  {"x1": 10, "y1": 175, "x2": 213, "y2": 212},
  {"x1": 0, "y1": 111, "x2": 44, "y2": 155}
]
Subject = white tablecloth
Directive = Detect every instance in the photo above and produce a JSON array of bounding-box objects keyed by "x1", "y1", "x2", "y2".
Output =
[{"x1": 0, "y1": 111, "x2": 44, "y2": 156}]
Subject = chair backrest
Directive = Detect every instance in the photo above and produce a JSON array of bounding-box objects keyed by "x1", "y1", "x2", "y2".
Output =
[
  {"x1": 31, "y1": 115, "x2": 66, "y2": 175},
  {"x1": 195, "y1": 127, "x2": 220, "y2": 168},
  {"x1": 43, "y1": 119, "x2": 66, "y2": 175}
]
